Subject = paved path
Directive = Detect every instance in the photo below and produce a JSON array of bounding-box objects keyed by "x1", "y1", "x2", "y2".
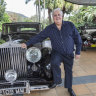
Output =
[{"x1": 23, "y1": 48, "x2": 96, "y2": 96}]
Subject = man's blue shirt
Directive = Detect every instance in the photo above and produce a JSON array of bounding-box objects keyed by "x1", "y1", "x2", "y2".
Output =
[{"x1": 26, "y1": 21, "x2": 82, "y2": 56}]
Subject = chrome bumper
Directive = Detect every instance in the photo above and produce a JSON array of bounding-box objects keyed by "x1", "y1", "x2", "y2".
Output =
[{"x1": 0, "y1": 80, "x2": 49, "y2": 95}]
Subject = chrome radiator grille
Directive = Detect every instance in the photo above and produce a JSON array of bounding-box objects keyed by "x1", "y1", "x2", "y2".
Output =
[{"x1": 0, "y1": 42, "x2": 27, "y2": 79}]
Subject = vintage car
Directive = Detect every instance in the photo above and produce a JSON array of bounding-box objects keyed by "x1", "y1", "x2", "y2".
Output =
[
  {"x1": 80, "y1": 26, "x2": 96, "y2": 51},
  {"x1": 0, "y1": 22, "x2": 53, "y2": 95}
]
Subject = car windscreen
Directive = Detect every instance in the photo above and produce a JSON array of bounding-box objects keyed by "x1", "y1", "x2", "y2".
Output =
[{"x1": 2, "y1": 22, "x2": 41, "y2": 35}]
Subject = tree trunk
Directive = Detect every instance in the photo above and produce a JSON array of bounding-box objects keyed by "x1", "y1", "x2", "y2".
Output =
[
  {"x1": 62, "y1": 6, "x2": 65, "y2": 18},
  {"x1": 48, "y1": 8, "x2": 52, "y2": 24},
  {"x1": 36, "y1": 5, "x2": 38, "y2": 22}
]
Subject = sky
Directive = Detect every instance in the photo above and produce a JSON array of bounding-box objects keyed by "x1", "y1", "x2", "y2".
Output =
[{"x1": 4, "y1": 0, "x2": 37, "y2": 18}]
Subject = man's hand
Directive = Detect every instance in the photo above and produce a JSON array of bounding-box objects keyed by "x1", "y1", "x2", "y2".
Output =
[
  {"x1": 75, "y1": 55, "x2": 80, "y2": 59},
  {"x1": 21, "y1": 43, "x2": 27, "y2": 48}
]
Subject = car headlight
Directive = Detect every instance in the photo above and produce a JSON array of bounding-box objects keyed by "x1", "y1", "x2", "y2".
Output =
[
  {"x1": 5, "y1": 70, "x2": 17, "y2": 82},
  {"x1": 26, "y1": 47, "x2": 41, "y2": 63},
  {"x1": 87, "y1": 35, "x2": 92, "y2": 40}
]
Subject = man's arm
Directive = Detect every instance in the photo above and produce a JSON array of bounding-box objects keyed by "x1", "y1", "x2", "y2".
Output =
[
  {"x1": 72, "y1": 23, "x2": 82, "y2": 59},
  {"x1": 21, "y1": 27, "x2": 49, "y2": 48}
]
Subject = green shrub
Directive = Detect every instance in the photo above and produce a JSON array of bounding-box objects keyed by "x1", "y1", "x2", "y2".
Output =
[{"x1": 0, "y1": 39, "x2": 5, "y2": 44}]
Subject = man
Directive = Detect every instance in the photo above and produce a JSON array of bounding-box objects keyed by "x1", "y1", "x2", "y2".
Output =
[{"x1": 21, "y1": 8, "x2": 82, "y2": 96}]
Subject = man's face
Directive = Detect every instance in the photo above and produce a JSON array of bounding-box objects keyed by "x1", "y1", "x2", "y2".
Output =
[{"x1": 53, "y1": 10, "x2": 63, "y2": 25}]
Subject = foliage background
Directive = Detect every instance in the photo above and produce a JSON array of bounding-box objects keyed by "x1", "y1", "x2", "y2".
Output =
[
  {"x1": 68, "y1": 6, "x2": 96, "y2": 32},
  {"x1": 0, "y1": 0, "x2": 11, "y2": 31}
]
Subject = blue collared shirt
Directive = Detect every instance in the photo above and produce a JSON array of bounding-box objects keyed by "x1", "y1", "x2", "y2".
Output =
[{"x1": 26, "y1": 21, "x2": 82, "y2": 55}]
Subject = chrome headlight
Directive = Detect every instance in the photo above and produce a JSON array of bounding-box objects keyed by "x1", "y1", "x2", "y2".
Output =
[
  {"x1": 87, "y1": 35, "x2": 92, "y2": 40},
  {"x1": 5, "y1": 70, "x2": 17, "y2": 82},
  {"x1": 26, "y1": 47, "x2": 41, "y2": 63}
]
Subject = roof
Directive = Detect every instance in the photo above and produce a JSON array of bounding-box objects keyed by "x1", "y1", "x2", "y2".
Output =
[{"x1": 65, "y1": 0, "x2": 96, "y2": 5}]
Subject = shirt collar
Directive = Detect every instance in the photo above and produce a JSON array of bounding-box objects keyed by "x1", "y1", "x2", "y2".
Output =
[{"x1": 52, "y1": 20, "x2": 65, "y2": 29}]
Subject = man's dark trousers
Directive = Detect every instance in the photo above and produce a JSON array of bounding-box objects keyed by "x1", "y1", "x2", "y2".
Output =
[{"x1": 51, "y1": 50, "x2": 74, "y2": 88}]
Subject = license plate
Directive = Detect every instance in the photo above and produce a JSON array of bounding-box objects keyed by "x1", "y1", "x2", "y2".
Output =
[
  {"x1": 93, "y1": 38, "x2": 96, "y2": 40},
  {"x1": 0, "y1": 87, "x2": 26, "y2": 95}
]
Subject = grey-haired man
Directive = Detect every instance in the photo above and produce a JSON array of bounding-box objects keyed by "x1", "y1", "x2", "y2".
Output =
[{"x1": 21, "y1": 8, "x2": 82, "y2": 96}]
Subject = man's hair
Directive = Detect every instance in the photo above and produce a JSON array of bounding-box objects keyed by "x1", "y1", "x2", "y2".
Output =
[{"x1": 52, "y1": 8, "x2": 63, "y2": 17}]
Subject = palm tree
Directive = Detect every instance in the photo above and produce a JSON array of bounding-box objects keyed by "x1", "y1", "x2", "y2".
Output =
[
  {"x1": 25, "y1": 0, "x2": 74, "y2": 24},
  {"x1": 36, "y1": 0, "x2": 74, "y2": 24}
]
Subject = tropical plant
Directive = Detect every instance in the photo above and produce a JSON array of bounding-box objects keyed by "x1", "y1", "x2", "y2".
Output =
[
  {"x1": 83, "y1": 6, "x2": 96, "y2": 24},
  {"x1": 0, "y1": 39, "x2": 5, "y2": 45},
  {"x1": 0, "y1": 0, "x2": 6, "y2": 21},
  {"x1": 41, "y1": 0, "x2": 73, "y2": 24},
  {"x1": 0, "y1": 0, "x2": 11, "y2": 31},
  {"x1": 26, "y1": 0, "x2": 74, "y2": 24},
  {"x1": 69, "y1": 6, "x2": 96, "y2": 31},
  {"x1": 0, "y1": 13, "x2": 11, "y2": 31}
]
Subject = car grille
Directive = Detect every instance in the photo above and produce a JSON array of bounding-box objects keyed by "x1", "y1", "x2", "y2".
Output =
[{"x1": 0, "y1": 42, "x2": 27, "y2": 80}]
